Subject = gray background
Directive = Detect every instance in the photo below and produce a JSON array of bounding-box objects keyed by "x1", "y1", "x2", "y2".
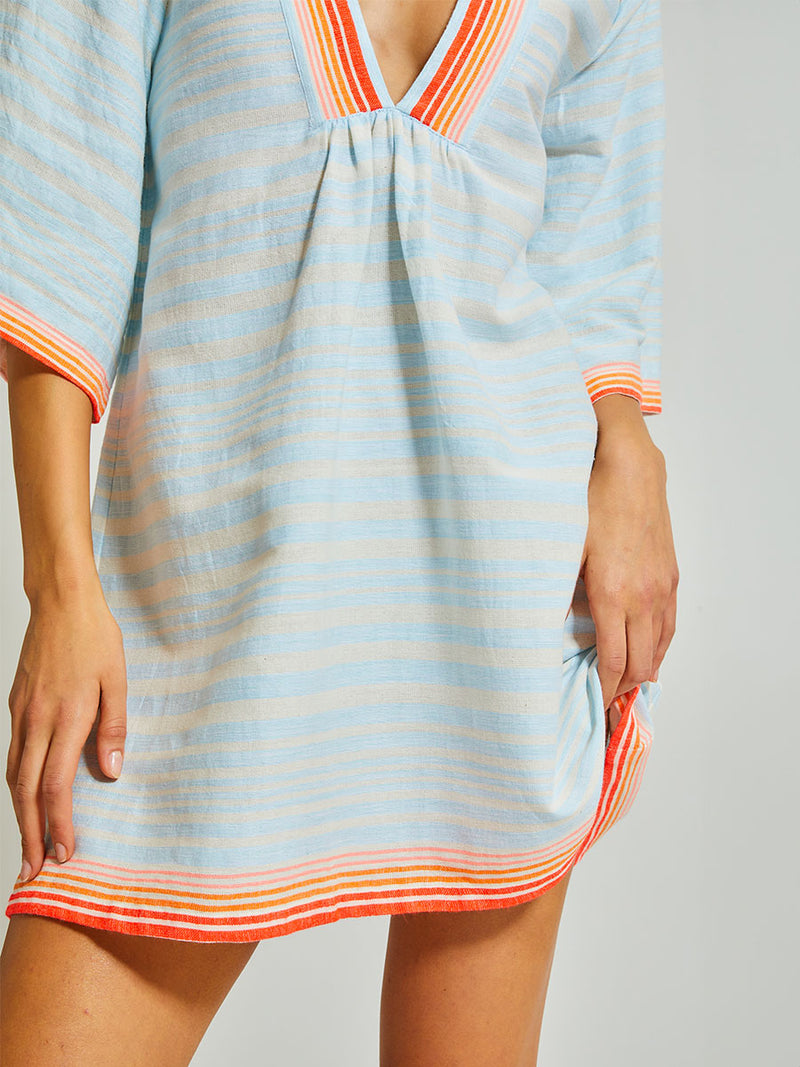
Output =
[{"x1": 1, "y1": 1, "x2": 798, "y2": 1062}]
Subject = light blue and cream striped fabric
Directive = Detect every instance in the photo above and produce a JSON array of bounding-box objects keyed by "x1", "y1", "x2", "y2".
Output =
[{"x1": 1, "y1": 0, "x2": 665, "y2": 941}]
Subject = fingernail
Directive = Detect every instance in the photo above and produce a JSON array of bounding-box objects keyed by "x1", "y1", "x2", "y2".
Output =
[
  {"x1": 18, "y1": 859, "x2": 32, "y2": 883},
  {"x1": 109, "y1": 750, "x2": 122, "y2": 778},
  {"x1": 55, "y1": 842, "x2": 68, "y2": 863}
]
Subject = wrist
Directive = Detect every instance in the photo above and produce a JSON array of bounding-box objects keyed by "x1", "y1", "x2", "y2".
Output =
[
  {"x1": 23, "y1": 545, "x2": 101, "y2": 608},
  {"x1": 592, "y1": 394, "x2": 664, "y2": 470},
  {"x1": 594, "y1": 393, "x2": 650, "y2": 442},
  {"x1": 592, "y1": 392, "x2": 644, "y2": 427}
]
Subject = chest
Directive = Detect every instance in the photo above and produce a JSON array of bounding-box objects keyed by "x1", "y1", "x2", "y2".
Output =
[
  {"x1": 150, "y1": 0, "x2": 604, "y2": 153},
  {"x1": 356, "y1": 0, "x2": 459, "y2": 107}
]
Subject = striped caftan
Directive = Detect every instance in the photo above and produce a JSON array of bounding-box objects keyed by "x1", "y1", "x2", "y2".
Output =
[{"x1": 0, "y1": 0, "x2": 665, "y2": 941}]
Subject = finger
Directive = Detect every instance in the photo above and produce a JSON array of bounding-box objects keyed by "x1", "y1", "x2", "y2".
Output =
[
  {"x1": 650, "y1": 611, "x2": 663, "y2": 682},
  {"x1": 95, "y1": 669, "x2": 127, "y2": 780},
  {"x1": 12, "y1": 728, "x2": 50, "y2": 881},
  {"x1": 592, "y1": 606, "x2": 627, "y2": 712},
  {"x1": 5, "y1": 721, "x2": 27, "y2": 876},
  {"x1": 613, "y1": 612, "x2": 654, "y2": 700},
  {"x1": 5, "y1": 709, "x2": 25, "y2": 797},
  {"x1": 652, "y1": 591, "x2": 677, "y2": 676},
  {"x1": 5, "y1": 712, "x2": 35, "y2": 879},
  {"x1": 607, "y1": 699, "x2": 622, "y2": 738},
  {"x1": 42, "y1": 716, "x2": 94, "y2": 864}
]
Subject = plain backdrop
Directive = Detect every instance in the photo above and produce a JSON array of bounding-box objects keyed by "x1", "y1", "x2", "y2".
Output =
[{"x1": 1, "y1": 1, "x2": 798, "y2": 1063}]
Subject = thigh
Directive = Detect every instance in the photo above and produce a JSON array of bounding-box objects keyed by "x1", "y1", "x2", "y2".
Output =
[
  {"x1": 0, "y1": 914, "x2": 259, "y2": 1067},
  {"x1": 379, "y1": 867, "x2": 572, "y2": 1067}
]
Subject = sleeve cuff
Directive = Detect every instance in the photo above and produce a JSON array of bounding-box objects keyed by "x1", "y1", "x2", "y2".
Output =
[
  {"x1": 583, "y1": 361, "x2": 662, "y2": 415},
  {"x1": 0, "y1": 292, "x2": 109, "y2": 423}
]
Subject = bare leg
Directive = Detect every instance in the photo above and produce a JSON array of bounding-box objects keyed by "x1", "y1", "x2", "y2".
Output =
[
  {"x1": 0, "y1": 915, "x2": 259, "y2": 1066},
  {"x1": 379, "y1": 868, "x2": 572, "y2": 1067}
]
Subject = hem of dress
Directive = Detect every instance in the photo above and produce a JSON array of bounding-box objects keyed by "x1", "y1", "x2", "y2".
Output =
[{"x1": 5, "y1": 689, "x2": 651, "y2": 943}]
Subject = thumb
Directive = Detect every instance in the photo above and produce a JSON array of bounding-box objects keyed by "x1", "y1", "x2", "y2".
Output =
[{"x1": 95, "y1": 670, "x2": 127, "y2": 780}]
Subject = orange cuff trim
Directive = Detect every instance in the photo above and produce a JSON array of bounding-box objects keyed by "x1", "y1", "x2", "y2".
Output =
[
  {"x1": 0, "y1": 292, "x2": 108, "y2": 423},
  {"x1": 583, "y1": 361, "x2": 662, "y2": 415}
]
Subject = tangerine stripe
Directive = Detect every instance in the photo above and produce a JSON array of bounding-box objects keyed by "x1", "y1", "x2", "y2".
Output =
[
  {"x1": 0, "y1": 293, "x2": 109, "y2": 422},
  {"x1": 600, "y1": 720, "x2": 643, "y2": 836},
  {"x1": 583, "y1": 360, "x2": 663, "y2": 412},
  {"x1": 599, "y1": 695, "x2": 641, "y2": 816},
  {"x1": 434, "y1": 0, "x2": 509, "y2": 139},
  {"x1": 641, "y1": 380, "x2": 662, "y2": 413},
  {"x1": 595, "y1": 714, "x2": 651, "y2": 845},
  {"x1": 7, "y1": 822, "x2": 594, "y2": 886},
  {"x1": 412, "y1": 0, "x2": 489, "y2": 125},
  {"x1": 9, "y1": 854, "x2": 581, "y2": 922},
  {"x1": 449, "y1": 0, "x2": 524, "y2": 142},
  {"x1": 9, "y1": 840, "x2": 593, "y2": 913},
  {"x1": 5, "y1": 846, "x2": 585, "y2": 933},
  {"x1": 432, "y1": 0, "x2": 502, "y2": 137},
  {"x1": 295, "y1": 0, "x2": 340, "y2": 118},
  {"x1": 0, "y1": 295, "x2": 106, "y2": 398},
  {"x1": 7, "y1": 699, "x2": 651, "y2": 941},
  {"x1": 324, "y1": 0, "x2": 380, "y2": 113},
  {"x1": 321, "y1": 0, "x2": 368, "y2": 112},
  {"x1": 574, "y1": 690, "x2": 643, "y2": 861},
  {"x1": 10, "y1": 831, "x2": 592, "y2": 884},
  {"x1": 306, "y1": 0, "x2": 355, "y2": 116},
  {"x1": 8, "y1": 871, "x2": 589, "y2": 943}
]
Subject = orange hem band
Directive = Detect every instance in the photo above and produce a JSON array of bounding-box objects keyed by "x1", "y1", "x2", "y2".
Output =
[{"x1": 5, "y1": 690, "x2": 651, "y2": 943}]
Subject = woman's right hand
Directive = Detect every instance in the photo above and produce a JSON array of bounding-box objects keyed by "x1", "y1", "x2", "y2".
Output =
[
  {"x1": 3, "y1": 342, "x2": 125, "y2": 885},
  {"x1": 6, "y1": 578, "x2": 127, "y2": 884}
]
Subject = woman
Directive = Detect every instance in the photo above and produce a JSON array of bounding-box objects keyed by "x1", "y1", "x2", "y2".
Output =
[{"x1": 0, "y1": 0, "x2": 677, "y2": 1062}]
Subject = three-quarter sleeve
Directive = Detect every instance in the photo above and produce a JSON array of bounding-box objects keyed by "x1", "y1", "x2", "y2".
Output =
[
  {"x1": 0, "y1": 0, "x2": 166, "y2": 422},
  {"x1": 527, "y1": 0, "x2": 666, "y2": 414}
]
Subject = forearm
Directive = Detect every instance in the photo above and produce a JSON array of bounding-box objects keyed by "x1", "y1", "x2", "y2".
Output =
[
  {"x1": 592, "y1": 393, "x2": 663, "y2": 464},
  {"x1": 582, "y1": 392, "x2": 676, "y2": 706},
  {"x1": 593, "y1": 392, "x2": 653, "y2": 434},
  {"x1": 3, "y1": 340, "x2": 99, "y2": 606}
]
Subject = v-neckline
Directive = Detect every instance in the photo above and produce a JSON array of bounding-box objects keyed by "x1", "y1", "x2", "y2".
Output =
[
  {"x1": 345, "y1": 0, "x2": 472, "y2": 113},
  {"x1": 286, "y1": 0, "x2": 527, "y2": 142}
]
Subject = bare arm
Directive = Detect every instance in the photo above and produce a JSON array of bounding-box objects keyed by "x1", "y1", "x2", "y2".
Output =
[
  {"x1": 581, "y1": 393, "x2": 679, "y2": 711},
  {"x1": 3, "y1": 341, "x2": 127, "y2": 884}
]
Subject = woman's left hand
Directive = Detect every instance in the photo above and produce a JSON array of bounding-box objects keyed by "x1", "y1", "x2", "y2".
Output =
[{"x1": 580, "y1": 394, "x2": 679, "y2": 711}]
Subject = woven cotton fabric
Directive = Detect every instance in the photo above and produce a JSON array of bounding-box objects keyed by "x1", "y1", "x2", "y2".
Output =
[{"x1": 1, "y1": 0, "x2": 664, "y2": 941}]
